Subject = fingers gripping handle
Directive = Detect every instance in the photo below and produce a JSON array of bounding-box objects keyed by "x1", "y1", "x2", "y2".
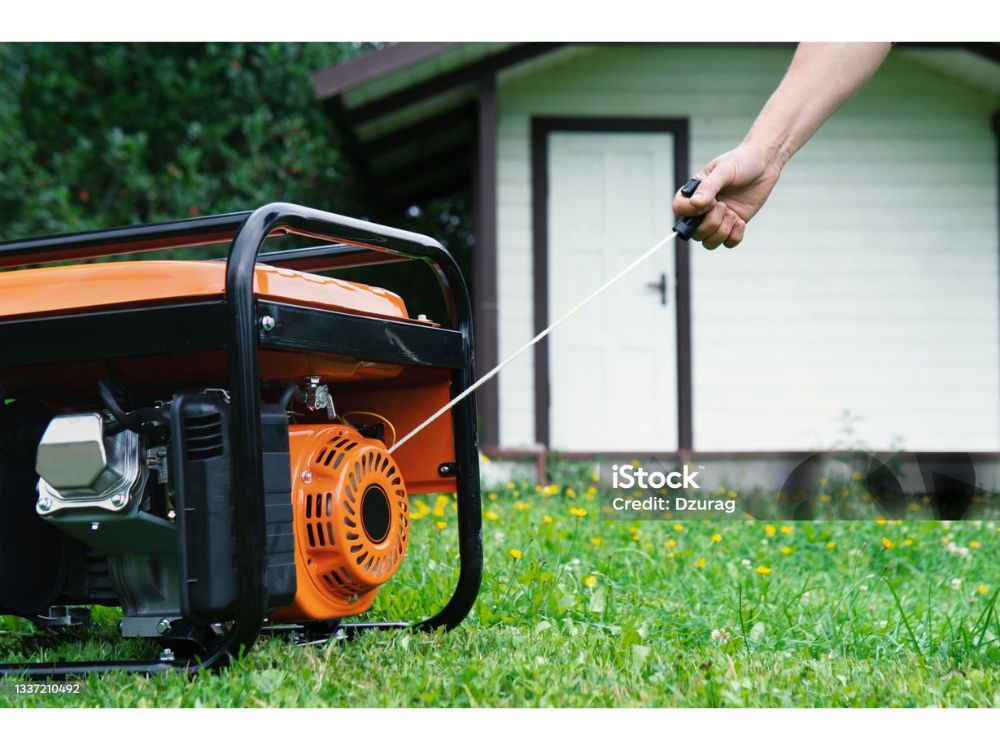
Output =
[{"x1": 672, "y1": 177, "x2": 705, "y2": 241}]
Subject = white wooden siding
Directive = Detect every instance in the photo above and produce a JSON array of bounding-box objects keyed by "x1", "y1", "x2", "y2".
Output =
[{"x1": 496, "y1": 45, "x2": 1000, "y2": 452}]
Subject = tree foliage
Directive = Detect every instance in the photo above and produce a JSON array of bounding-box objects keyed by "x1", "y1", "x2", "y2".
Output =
[
  {"x1": 0, "y1": 42, "x2": 474, "y2": 320},
  {"x1": 0, "y1": 42, "x2": 371, "y2": 239}
]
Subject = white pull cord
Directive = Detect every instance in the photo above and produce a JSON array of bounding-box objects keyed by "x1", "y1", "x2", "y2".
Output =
[{"x1": 388, "y1": 231, "x2": 678, "y2": 454}]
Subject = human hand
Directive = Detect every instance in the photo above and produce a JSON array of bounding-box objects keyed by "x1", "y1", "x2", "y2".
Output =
[{"x1": 672, "y1": 143, "x2": 783, "y2": 249}]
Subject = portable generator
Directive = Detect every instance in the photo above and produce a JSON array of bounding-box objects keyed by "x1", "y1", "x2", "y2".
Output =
[{"x1": 0, "y1": 204, "x2": 482, "y2": 677}]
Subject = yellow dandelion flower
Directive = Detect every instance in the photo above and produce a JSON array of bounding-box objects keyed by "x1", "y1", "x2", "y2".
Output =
[
  {"x1": 881, "y1": 537, "x2": 894, "y2": 550},
  {"x1": 715, "y1": 487, "x2": 726, "y2": 496},
  {"x1": 590, "y1": 471, "x2": 600, "y2": 483},
  {"x1": 566, "y1": 488, "x2": 577, "y2": 499},
  {"x1": 851, "y1": 471, "x2": 863, "y2": 481},
  {"x1": 826, "y1": 541, "x2": 836, "y2": 550},
  {"x1": 512, "y1": 490, "x2": 520, "y2": 498},
  {"x1": 978, "y1": 584, "x2": 989, "y2": 595},
  {"x1": 452, "y1": 502, "x2": 458, "y2": 513},
  {"x1": 513, "y1": 500, "x2": 530, "y2": 511},
  {"x1": 970, "y1": 540, "x2": 981, "y2": 550},
  {"x1": 433, "y1": 494, "x2": 450, "y2": 517},
  {"x1": 780, "y1": 525, "x2": 792, "y2": 535},
  {"x1": 765, "y1": 525, "x2": 776, "y2": 537},
  {"x1": 755, "y1": 565, "x2": 772, "y2": 576},
  {"x1": 862, "y1": 492, "x2": 872, "y2": 501},
  {"x1": 727, "y1": 490, "x2": 738, "y2": 499},
  {"x1": 818, "y1": 477, "x2": 827, "y2": 485},
  {"x1": 666, "y1": 539, "x2": 677, "y2": 549},
  {"x1": 484, "y1": 510, "x2": 499, "y2": 522},
  {"x1": 711, "y1": 533, "x2": 722, "y2": 543},
  {"x1": 590, "y1": 537, "x2": 602, "y2": 546},
  {"x1": 780, "y1": 546, "x2": 792, "y2": 555},
  {"x1": 584, "y1": 575, "x2": 597, "y2": 588},
  {"x1": 903, "y1": 539, "x2": 913, "y2": 547},
  {"x1": 630, "y1": 459, "x2": 640, "y2": 468},
  {"x1": 586, "y1": 486, "x2": 597, "y2": 497},
  {"x1": 694, "y1": 557, "x2": 706, "y2": 568},
  {"x1": 908, "y1": 502, "x2": 921, "y2": 512},
  {"x1": 506, "y1": 481, "x2": 516, "y2": 490},
  {"x1": 508, "y1": 548, "x2": 522, "y2": 560},
  {"x1": 569, "y1": 507, "x2": 588, "y2": 518},
  {"x1": 487, "y1": 492, "x2": 497, "y2": 501},
  {"x1": 876, "y1": 517, "x2": 886, "y2": 526},
  {"x1": 435, "y1": 521, "x2": 448, "y2": 530},
  {"x1": 820, "y1": 494, "x2": 831, "y2": 502},
  {"x1": 480, "y1": 454, "x2": 490, "y2": 464},
  {"x1": 410, "y1": 498, "x2": 430, "y2": 520},
  {"x1": 673, "y1": 523, "x2": 683, "y2": 532},
  {"x1": 546, "y1": 484, "x2": 559, "y2": 495},
  {"x1": 543, "y1": 514, "x2": 553, "y2": 525}
]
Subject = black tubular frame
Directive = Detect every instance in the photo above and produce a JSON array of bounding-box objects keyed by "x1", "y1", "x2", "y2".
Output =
[{"x1": 0, "y1": 203, "x2": 483, "y2": 678}]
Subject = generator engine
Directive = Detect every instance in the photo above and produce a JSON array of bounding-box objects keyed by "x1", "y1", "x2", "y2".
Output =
[
  {"x1": 0, "y1": 206, "x2": 480, "y2": 677},
  {"x1": 0, "y1": 384, "x2": 409, "y2": 646}
]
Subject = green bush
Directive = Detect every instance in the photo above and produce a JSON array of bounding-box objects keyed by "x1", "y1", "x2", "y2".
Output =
[{"x1": 0, "y1": 42, "x2": 369, "y2": 240}]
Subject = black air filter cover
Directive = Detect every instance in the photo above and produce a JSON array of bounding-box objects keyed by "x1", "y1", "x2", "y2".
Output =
[{"x1": 170, "y1": 394, "x2": 295, "y2": 624}]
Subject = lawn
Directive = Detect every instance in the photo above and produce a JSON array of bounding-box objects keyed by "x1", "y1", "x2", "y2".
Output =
[{"x1": 1, "y1": 467, "x2": 998, "y2": 707}]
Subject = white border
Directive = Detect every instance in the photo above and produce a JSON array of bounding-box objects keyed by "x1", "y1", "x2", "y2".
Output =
[
  {"x1": 1, "y1": 1, "x2": 995, "y2": 42},
  {"x1": 2, "y1": 707, "x2": 998, "y2": 744}
]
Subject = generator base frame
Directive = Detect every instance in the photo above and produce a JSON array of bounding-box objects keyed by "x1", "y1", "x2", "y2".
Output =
[{"x1": 0, "y1": 203, "x2": 483, "y2": 678}]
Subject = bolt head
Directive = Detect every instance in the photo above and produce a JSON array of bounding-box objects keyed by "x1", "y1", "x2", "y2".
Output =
[
  {"x1": 301, "y1": 470, "x2": 313, "y2": 484},
  {"x1": 90, "y1": 522, "x2": 101, "y2": 531},
  {"x1": 111, "y1": 493, "x2": 127, "y2": 508},
  {"x1": 260, "y1": 315, "x2": 276, "y2": 332},
  {"x1": 37, "y1": 497, "x2": 52, "y2": 512},
  {"x1": 156, "y1": 618, "x2": 172, "y2": 635}
]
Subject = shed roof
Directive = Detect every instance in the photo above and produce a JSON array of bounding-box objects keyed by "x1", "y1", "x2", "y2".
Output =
[
  {"x1": 310, "y1": 43, "x2": 565, "y2": 209},
  {"x1": 311, "y1": 42, "x2": 1000, "y2": 210}
]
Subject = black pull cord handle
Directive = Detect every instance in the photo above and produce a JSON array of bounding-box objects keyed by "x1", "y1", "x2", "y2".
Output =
[{"x1": 672, "y1": 177, "x2": 705, "y2": 241}]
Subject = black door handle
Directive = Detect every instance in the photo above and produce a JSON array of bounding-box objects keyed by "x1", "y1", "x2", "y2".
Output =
[{"x1": 645, "y1": 273, "x2": 668, "y2": 307}]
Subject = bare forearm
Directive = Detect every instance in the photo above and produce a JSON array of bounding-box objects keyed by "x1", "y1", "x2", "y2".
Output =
[{"x1": 744, "y1": 42, "x2": 891, "y2": 168}]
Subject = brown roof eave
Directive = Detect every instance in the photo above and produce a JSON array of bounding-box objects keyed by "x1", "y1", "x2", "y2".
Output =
[{"x1": 310, "y1": 42, "x2": 461, "y2": 100}]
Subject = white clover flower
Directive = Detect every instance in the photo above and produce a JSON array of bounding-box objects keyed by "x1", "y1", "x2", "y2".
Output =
[{"x1": 710, "y1": 628, "x2": 731, "y2": 643}]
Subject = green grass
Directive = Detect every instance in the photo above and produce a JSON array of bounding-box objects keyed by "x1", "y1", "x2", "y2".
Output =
[{"x1": 1, "y1": 472, "x2": 998, "y2": 707}]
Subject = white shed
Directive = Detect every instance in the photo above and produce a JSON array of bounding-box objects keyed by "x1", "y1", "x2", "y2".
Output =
[{"x1": 312, "y1": 43, "x2": 1000, "y2": 468}]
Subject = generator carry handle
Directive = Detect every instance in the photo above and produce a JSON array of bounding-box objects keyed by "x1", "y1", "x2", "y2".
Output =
[{"x1": 0, "y1": 203, "x2": 483, "y2": 677}]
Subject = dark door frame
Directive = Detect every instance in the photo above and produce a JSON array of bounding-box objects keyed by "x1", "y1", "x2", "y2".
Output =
[{"x1": 530, "y1": 116, "x2": 694, "y2": 451}]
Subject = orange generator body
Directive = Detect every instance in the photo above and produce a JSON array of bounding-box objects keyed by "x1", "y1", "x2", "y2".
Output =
[{"x1": 0, "y1": 204, "x2": 482, "y2": 678}]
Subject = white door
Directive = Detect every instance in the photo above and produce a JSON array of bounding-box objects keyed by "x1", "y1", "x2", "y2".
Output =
[{"x1": 547, "y1": 132, "x2": 678, "y2": 451}]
